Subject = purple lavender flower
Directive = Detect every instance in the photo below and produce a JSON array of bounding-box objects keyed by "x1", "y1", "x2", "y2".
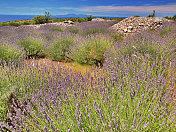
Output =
[
  {"x1": 121, "y1": 95, "x2": 124, "y2": 102},
  {"x1": 88, "y1": 113, "x2": 91, "y2": 120},
  {"x1": 117, "y1": 105, "x2": 119, "y2": 113},
  {"x1": 78, "y1": 121, "x2": 82, "y2": 130},
  {"x1": 141, "y1": 94, "x2": 145, "y2": 102}
]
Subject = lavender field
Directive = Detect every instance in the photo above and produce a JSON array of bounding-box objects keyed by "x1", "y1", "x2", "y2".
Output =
[{"x1": 0, "y1": 20, "x2": 175, "y2": 131}]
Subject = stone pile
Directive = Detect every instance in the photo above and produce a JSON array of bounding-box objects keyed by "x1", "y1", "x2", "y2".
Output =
[{"x1": 111, "y1": 17, "x2": 171, "y2": 33}]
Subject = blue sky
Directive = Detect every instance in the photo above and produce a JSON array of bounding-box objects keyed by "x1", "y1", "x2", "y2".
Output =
[{"x1": 0, "y1": 0, "x2": 176, "y2": 17}]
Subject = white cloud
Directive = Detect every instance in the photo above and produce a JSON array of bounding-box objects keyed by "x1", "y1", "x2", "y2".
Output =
[
  {"x1": 76, "y1": 4, "x2": 176, "y2": 13},
  {"x1": 5, "y1": 4, "x2": 176, "y2": 16},
  {"x1": 7, "y1": 6, "x2": 52, "y2": 11},
  {"x1": 10, "y1": 12, "x2": 38, "y2": 15},
  {"x1": 7, "y1": 4, "x2": 176, "y2": 14},
  {"x1": 31, "y1": 8, "x2": 46, "y2": 10},
  {"x1": 7, "y1": 7, "x2": 29, "y2": 10},
  {"x1": 56, "y1": 7, "x2": 77, "y2": 10},
  {"x1": 143, "y1": 4, "x2": 153, "y2": 6}
]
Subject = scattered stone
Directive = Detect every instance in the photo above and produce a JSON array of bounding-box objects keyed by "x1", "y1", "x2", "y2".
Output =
[
  {"x1": 92, "y1": 18, "x2": 105, "y2": 21},
  {"x1": 19, "y1": 21, "x2": 74, "y2": 29},
  {"x1": 111, "y1": 17, "x2": 171, "y2": 34},
  {"x1": 123, "y1": 28, "x2": 127, "y2": 33},
  {"x1": 64, "y1": 20, "x2": 74, "y2": 24}
]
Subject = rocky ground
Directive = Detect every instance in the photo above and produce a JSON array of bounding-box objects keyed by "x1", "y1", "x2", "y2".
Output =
[
  {"x1": 13, "y1": 17, "x2": 172, "y2": 34},
  {"x1": 111, "y1": 17, "x2": 171, "y2": 34},
  {"x1": 92, "y1": 18, "x2": 106, "y2": 21},
  {"x1": 19, "y1": 20, "x2": 75, "y2": 29}
]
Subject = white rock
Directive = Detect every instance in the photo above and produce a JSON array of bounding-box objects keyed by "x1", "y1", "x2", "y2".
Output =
[{"x1": 123, "y1": 28, "x2": 128, "y2": 33}]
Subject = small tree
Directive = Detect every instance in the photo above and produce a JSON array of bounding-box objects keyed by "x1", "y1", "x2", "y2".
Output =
[
  {"x1": 87, "y1": 15, "x2": 92, "y2": 21},
  {"x1": 164, "y1": 16, "x2": 172, "y2": 20},
  {"x1": 33, "y1": 11, "x2": 52, "y2": 24},
  {"x1": 44, "y1": 11, "x2": 52, "y2": 23},
  {"x1": 148, "y1": 10, "x2": 156, "y2": 17},
  {"x1": 172, "y1": 14, "x2": 176, "y2": 20},
  {"x1": 152, "y1": 10, "x2": 155, "y2": 17}
]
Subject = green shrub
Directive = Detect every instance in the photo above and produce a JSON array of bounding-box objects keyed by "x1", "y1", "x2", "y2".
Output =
[
  {"x1": 163, "y1": 14, "x2": 176, "y2": 20},
  {"x1": 18, "y1": 37, "x2": 44, "y2": 57},
  {"x1": 33, "y1": 11, "x2": 52, "y2": 24},
  {"x1": 134, "y1": 15, "x2": 140, "y2": 17},
  {"x1": 0, "y1": 22, "x2": 21, "y2": 26},
  {"x1": 22, "y1": 22, "x2": 31, "y2": 25},
  {"x1": 48, "y1": 38, "x2": 75, "y2": 61},
  {"x1": 87, "y1": 15, "x2": 92, "y2": 21},
  {"x1": 52, "y1": 19, "x2": 60, "y2": 22},
  {"x1": 33, "y1": 15, "x2": 46, "y2": 24},
  {"x1": 78, "y1": 18, "x2": 86, "y2": 23},
  {"x1": 0, "y1": 22, "x2": 19, "y2": 27},
  {"x1": 0, "y1": 44, "x2": 24, "y2": 64},
  {"x1": 70, "y1": 36, "x2": 112, "y2": 66},
  {"x1": 8, "y1": 22, "x2": 21, "y2": 26},
  {"x1": 69, "y1": 18, "x2": 77, "y2": 22},
  {"x1": 172, "y1": 14, "x2": 176, "y2": 20},
  {"x1": 52, "y1": 18, "x2": 65, "y2": 22},
  {"x1": 164, "y1": 16, "x2": 171, "y2": 20},
  {"x1": 0, "y1": 23, "x2": 8, "y2": 26}
]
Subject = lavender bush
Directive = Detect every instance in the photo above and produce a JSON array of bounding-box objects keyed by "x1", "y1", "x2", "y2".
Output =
[
  {"x1": 47, "y1": 37, "x2": 75, "y2": 61},
  {"x1": 70, "y1": 35, "x2": 113, "y2": 66},
  {"x1": 0, "y1": 21, "x2": 175, "y2": 131},
  {"x1": 0, "y1": 43, "x2": 25, "y2": 64},
  {"x1": 18, "y1": 37, "x2": 44, "y2": 58},
  {"x1": 50, "y1": 27, "x2": 64, "y2": 32},
  {"x1": 67, "y1": 27, "x2": 80, "y2": 34}
]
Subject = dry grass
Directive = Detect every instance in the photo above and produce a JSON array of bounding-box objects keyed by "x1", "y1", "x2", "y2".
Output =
[
  {"x1": 0, "y1": 19, "x2": 32, "y2": 24},
  {"x1": 25, "y1": 58, "x2": 95, "y2": 77}
]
